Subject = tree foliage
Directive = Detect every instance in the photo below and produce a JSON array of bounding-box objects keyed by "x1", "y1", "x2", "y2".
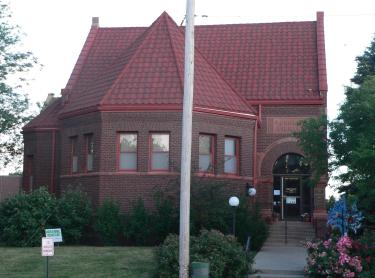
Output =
[
  {"x1": 294, "y1": 114, "x2": 330, "y2": 187},
  {"x1": 295, "y1": 34, "x2": 375, "y2": 225},
  {"x1": 330, "y1": 76, "x2": 375, "y2": 224},
  {"x1": 351, "y1": 35, "x2": 375, "y2": 85},
  {"x1": 0, "y1": 1, "x2": 37, "y2": 169}
]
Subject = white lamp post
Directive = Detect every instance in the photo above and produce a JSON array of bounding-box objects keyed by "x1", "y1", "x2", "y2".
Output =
[{"x1": 229, "y1": 196, "x2": 240, "y2": 236}]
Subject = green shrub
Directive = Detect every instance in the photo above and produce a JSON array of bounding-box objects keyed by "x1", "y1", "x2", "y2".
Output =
[
  {"x1": 56, "y1": 189, "x2": 92, "y2": 244},
  {"x1": 94, "y1": 199, "x2": 123, "y2": 245},
  {"x1": 125, "y1": 199, "x2": 152, "y2": 245},
  {"x1": 235, "y1": 201, "x2": 269, "y2": 251},
  {"x1": 158, "y1": 178, "x2": 269, "y2": 250},
  {"x1": 157, "y1": 230, "x2": 252, "y2": 278},
  {"x1": 151, "y1": 190, "x2": 179, "y2": 244},
  {"x1": 0, "y1": 187, "x2": 57, "y2": 246}
]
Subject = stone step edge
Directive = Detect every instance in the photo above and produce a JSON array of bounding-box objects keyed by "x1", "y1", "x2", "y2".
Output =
[{"x1": 254, "y1": 269, "x2": 305, "y2": 275}]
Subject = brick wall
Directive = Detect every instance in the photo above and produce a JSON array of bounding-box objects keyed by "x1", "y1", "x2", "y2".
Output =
[
  {"x1": 255, "y1": 104, "x2": 325, "y2": 216},
  {"x1": 0, "y1": 176, "x2": 21, "y2": 202},
  {"x1": 58, "y1": 111, "x2": 255, "y2": 211},
  {"x1": 23, "y1": 131, "x2": 57, "y2": 192}
]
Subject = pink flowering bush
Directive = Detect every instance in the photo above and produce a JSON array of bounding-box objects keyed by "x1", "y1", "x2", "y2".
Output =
[{"x1": 305, "y1": 235, "x2": 363, "y2": 277}]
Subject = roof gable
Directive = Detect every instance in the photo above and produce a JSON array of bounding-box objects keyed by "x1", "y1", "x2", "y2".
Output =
[
  {"x1": 62, "y1": 12, "x2": 255, "y2": 117},
  {"x1": 23, "y1": 98, "x2": 62, "y2": 130}
]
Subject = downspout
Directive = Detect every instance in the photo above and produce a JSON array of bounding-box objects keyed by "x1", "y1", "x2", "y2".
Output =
[
  {"x1": 50, "y1": 130, "x2": 56, "y2": 194},
  {"x1": 253, "y1": 119, "x2": 258, "y2": 186},
  {"x1": 252, "y1": 105, "x2": 261, "y2": 186}
]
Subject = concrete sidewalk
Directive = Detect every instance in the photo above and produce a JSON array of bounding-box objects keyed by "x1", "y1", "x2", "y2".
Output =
[{"x1": 249, "y1": 245, "x2": 307, "y2": 277}]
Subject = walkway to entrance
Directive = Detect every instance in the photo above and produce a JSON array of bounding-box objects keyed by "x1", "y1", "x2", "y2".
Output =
[{"x1": 249, "y1": 221, "x2": 315, "y2": 277}]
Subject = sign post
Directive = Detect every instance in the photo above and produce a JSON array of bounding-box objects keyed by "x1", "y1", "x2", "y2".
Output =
[{"x1": 42, "y1": 237, "x2": 54, "y2": 278}]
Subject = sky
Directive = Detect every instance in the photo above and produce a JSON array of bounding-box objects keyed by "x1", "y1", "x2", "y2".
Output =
[{"x1": 5, "y1": 0, "x2": 375, "y2": 196}]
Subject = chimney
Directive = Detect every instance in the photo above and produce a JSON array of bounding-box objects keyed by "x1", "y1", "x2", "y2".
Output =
[
  {"x1": 45, "y1": 93, "x2": 55, "y2": 106},
  {"x1": 92, "y1": 17, "x2": 99, "y2": 28}
]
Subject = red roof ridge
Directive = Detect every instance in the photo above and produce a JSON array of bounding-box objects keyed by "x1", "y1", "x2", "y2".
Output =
[
  {"x1": 100, "y1": 12, "x2": 169, "y2": 106},
  {"x1": 194, "y1": 20, "x2": 315, "y2": 28},
  {"x1": 193, "y1": 41, "x2": 257, "y2": 115},
  {"x1": 316, "y1": 11, "x2": 328, "y2": 93},
  {"x1": 65, "y1": 26, "x2": 99, "y2": 91},
  {"x1": 164, "y1": 13, "x2": 185, "y2": 96}
]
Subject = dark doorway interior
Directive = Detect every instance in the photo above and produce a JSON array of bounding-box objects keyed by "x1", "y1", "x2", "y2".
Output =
[{"x1": 272, "y1": 153, "x2": 311, "y2": 220}]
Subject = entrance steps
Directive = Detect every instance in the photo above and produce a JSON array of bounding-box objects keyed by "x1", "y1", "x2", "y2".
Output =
[
  {"x1": 248, "y1": 269, "x2": 306, "y2": 278},
  {"x1": 249, "y1": 221, "x2": 314, "y2": 277},
  {"x1": 263, "y1": 221, "x2": 315, "y2": 247}
]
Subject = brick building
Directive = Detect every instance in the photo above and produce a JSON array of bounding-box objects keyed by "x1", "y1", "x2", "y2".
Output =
[{"x1": 23, "y1": 12, "x2": 328, "y2": 232}]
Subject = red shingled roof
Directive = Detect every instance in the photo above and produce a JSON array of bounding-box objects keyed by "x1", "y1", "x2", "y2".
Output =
[
  {"x1": 195, "y1": 22, "x2": 322, "y2": 101},
  {"x1": 61, "y1": 12, "x2": 255, "y2": 117},
  {"x1": 30, "y1": 11, "x2": 327, "y2": 125},
  {"x1": 23, "y1": 98, "x2": 62, "y2": 130}
]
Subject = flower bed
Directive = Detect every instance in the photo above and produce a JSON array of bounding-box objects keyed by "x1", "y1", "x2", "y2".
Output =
[{"x1": 305, "y1": 235, "x2": 374, "y2": 277}]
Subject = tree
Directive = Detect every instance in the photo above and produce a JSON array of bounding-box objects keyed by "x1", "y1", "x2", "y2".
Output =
[
  {"x1": 330, "y1": 76, "x2": 375, "y2": 224},
  {"x1": 0, "y1": 1, "x2": 37, "y2": 169},
  {"x1": 295, "y1": 34, "x2": 375, "y2": 226},
  {"x1": 293, "y1": 114, "x2": 330, "y2": 187},
  {"x1": 351, "y1": 35, "x2": 375, "y2": 85}
]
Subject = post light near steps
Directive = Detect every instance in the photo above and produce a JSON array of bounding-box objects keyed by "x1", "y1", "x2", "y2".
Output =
[{"x1": 229, "y1": 196, "x2": 240, "y2": 236}]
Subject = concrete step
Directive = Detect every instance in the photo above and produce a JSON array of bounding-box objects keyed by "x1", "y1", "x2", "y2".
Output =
[
  {"x1": 267, "y1": 237, "x2": 312, "y2": 240},
  {"x1": 249, "y1": 269, "x2": 306, "y2": 278},
  {"x1": 268, "y1": 231, "x2": 315, "y2": 236}
]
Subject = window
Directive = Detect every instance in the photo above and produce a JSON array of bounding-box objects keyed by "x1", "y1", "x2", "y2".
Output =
[
  {"x1": 71, "y1": 137, "x2": 78, "y2": 173},
  {"x1": 85, "y1": 134, "x2": 94, "y2": 172},
  {"x1": 119, "y1": 133, "x2": 137, "y2": 171},
  {"x1": 199, "y1": 134, "x2": 215, "y2": 173},
  {"x1": 150, "y1": 133, "x2": 169, "y2": 171},
  {"x1": 224, "y1": 137, "x2": 239, "y2": 175}
]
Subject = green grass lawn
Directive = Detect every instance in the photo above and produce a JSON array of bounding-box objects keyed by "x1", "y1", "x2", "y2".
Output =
[{"x1": 0, "y1": 246, "x2": 157, "y2": 278}]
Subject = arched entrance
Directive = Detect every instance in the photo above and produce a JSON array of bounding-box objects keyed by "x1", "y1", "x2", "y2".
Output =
[{"x1": 272, "y1": 153, "x2": 312, "y2": 220}]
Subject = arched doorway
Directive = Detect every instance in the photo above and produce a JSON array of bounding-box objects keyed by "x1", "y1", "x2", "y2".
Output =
[{"x1": 272, "y1": 153, "x2": 312, "y2": 220}]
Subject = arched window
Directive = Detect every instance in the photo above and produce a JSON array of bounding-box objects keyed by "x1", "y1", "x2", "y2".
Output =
[{"x1": 272, "y1": 153, "x2": 309, "y2": 175}]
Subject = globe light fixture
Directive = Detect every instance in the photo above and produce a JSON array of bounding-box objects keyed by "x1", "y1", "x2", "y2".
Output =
[
  {"x1": 229, "y1": 196, "x2": 240, "y2": 207},
  {"x1": 246, "y1": 183, "x2": 257, "y2": 197}
]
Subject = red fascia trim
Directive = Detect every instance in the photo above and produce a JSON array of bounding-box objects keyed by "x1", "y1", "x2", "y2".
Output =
[
  {"x1": 149, "y1": 132, "x2": 170, "y2": 172},
  {"x1": 50, "y1": 130, "x2": 56, "y2": 194},
  {"x1": 253, "y1": 120, "x2": 258, "y2": 186},
  {"x1": 194, "y1": 106, "x2": 257, "y2": 119},
  {"x1": 59, "y1": 105, "x2": 99, "y2": 119},
  {"x1": 22, "y1": 127, "x2": 59, "y2": 133},
  {"x1": 248, "y1": 99, "x2": 324, "y2": 105},
  {"x1": 117, "y1": 132, "x2": 138, "y2": 172},
  {"x1": 99, "y1": 104, "x2": 182, "y2": 112}
]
